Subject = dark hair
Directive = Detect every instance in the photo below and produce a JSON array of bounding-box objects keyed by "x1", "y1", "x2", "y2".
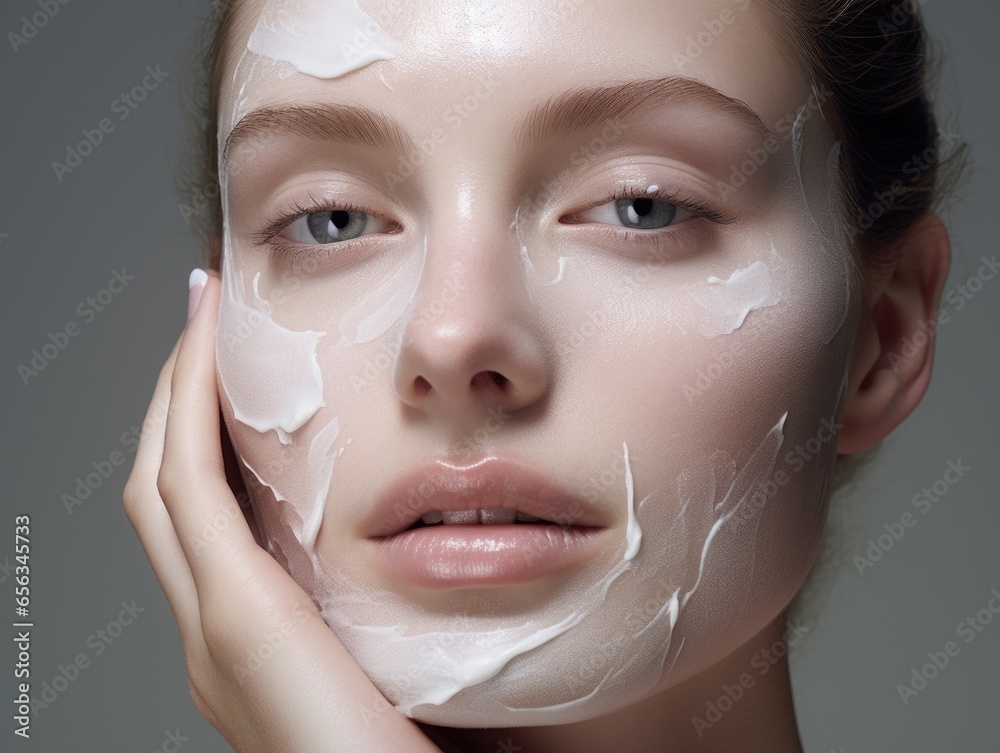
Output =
[
  {"x1": 763, "y1": 0, "x2": 967, "y2": 276},
  {"x1": 177, "y1": 1, "x2": 243, "y2": 270},
  {"x1": 180, "y1": 0, "x2": 967, "y2": 276}
]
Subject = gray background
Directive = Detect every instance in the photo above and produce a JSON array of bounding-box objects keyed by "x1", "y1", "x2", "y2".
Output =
[{"x1": 1, "y1": 1, "x2": 996, "y2": 750}]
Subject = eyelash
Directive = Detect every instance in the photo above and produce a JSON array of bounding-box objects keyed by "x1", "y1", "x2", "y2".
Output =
[
  {"x1": 604, "y1": 185, "x2": 733, "y2": 223},
  {"x1": 562, "y1": 185, "x2": 736, "y2": 251},
  {"x1": 253, "y1": 185, "x2": 737, "y2": 259},
  {"x1": 253, "y1": 194, "x2": 395, "y2": 260}
]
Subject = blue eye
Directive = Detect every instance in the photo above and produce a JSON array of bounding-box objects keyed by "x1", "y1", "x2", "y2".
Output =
[
  {"x1": 282, "y1": 208, "x2": 392, "y2": 245},
  {"x1": 615, "y1": 197, "x2": 677, "y2": 228},
  {"x1": 575, "y1": 195, "x2": 693, "y2": 230}
]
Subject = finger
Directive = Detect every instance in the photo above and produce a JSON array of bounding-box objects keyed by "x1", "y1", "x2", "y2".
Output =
[
  {"x1": 129, "y1": 334, "x2": 180, "y2": 496},
  {"x1": 159, "y1": 273, "x2": 258, "y2": 586},
  {"x1": 123, "y1": 333, "x2": 200, "y2": 634}
]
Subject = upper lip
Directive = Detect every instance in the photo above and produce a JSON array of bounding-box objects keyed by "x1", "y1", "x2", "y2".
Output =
[{"x1": 364, "y1": 455, "x2": 607, "y2": 537}]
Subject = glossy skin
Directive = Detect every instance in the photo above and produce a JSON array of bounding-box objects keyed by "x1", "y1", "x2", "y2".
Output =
[{"x1": 124, "y1": 0, "x2": 951, "y2": 751}]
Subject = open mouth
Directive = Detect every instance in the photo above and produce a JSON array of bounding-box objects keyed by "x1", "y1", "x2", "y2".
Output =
[
  {"x1": 364, "y1": 455, "x2": 607, "y2": 541},
  {"x1": 404, "y1": 508, "x2": 558, "y2": 530}
]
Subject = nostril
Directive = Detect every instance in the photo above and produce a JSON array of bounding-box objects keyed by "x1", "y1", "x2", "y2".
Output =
[
  {"x1": 414, "y1": 375, "x2": 432, "y2": 396},
  {"x1": 472, "y1": 370, "x2": 508, "y2": 391}
]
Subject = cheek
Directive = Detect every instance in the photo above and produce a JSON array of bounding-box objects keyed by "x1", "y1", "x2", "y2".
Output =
[
  {"x1": 552, "y1": 244, "x2": 852, "y2": 683},
  {"x1": 215, "y1": 244, "x2": 429, "y2": 566}
]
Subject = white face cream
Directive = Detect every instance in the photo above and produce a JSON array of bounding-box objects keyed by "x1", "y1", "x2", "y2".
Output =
[
  {"x1": 248, "y1": 0, "x2": 394, "y2": 79},
  {"x1": 682, "y1": 254, "x2": 784, "y2": 338},
  {"x1": 216, "y1": 271, "x2": 326, "y2": 443},
  {"x1": 213, "y1": 0, "x2": 857, "y2": 728}
]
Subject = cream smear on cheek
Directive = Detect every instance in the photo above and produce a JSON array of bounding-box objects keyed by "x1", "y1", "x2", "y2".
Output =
[
  {"x1": 216, "y1": 0, "x2": 397, "y2": 554},
  {"x1": 217, "y1": 271, "x2": 325, "y2": 444},
  {"x1": 216, "y1": 5, "x2": 855, "y2": 728},
  {"x1": 333, "y1": 415, "x2": 790, "y2": 720},
  {"x1": 682, "y1": 251, "x2": 784, "y2": 338}
]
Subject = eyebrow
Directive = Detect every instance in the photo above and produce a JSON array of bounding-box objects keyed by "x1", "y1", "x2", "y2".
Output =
[
  {"x1": 513, "y1": 76, "x2": 773, "y2": 147},
  {"x1": 223, "y1": 76, "x2": 772, "y2": 165},
  {"x1": 223, "y1": 102, "x2": 415, "y2": 163}
]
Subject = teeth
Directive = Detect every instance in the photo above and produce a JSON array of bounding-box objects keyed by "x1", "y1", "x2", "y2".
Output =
[
  {"x1": 441, "y1": 510, "x2": 480, "y2": 525},
  {"x1": 418, "y1": 509, "x2": 542, "y2": 525},
  {"x1": 480, "y1": 508, "x2": 518, "y2": 524}
]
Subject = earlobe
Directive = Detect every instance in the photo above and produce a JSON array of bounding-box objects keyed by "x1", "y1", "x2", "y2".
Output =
[{"x1": 836, "y1": 214, "x2": 952, "y2": 455}]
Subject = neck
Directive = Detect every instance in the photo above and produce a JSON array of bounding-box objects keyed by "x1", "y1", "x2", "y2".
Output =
[{"x1": 420, "y1": 610, "x2": 806, "y2": 753}]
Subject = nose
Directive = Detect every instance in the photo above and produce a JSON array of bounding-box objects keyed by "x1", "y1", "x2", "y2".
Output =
[{"x1": 392, "y1": 225, "x2": 550, "y2": 424}]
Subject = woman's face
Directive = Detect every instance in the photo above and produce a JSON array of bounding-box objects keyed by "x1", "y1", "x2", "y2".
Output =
[{"x1": 215, "y1": 0, "x2": 857, "y2": 727}]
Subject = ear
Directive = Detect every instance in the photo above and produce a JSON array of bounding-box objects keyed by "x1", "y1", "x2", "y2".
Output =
[{"x1": 837, "y1": 213, "x2": 952, "y2": 455}]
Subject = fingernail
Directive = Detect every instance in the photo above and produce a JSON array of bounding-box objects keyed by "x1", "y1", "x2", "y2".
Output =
[{"x1": 188, "y1": 268, "x2": 208, "y2": 322}]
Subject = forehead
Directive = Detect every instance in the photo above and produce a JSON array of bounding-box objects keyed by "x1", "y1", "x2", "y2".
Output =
[{"x1": 219, "y1": 0, "x2": 813, "y2": 146}]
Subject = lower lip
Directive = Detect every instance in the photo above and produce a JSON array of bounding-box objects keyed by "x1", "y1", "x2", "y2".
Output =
[{"x1": 372, "y1": 524, "x2": 606, "y2": 588}]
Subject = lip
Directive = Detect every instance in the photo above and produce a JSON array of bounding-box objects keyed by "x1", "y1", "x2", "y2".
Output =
[{"x1": 364, "y1": 456, "x2": 609, "y2": 588}]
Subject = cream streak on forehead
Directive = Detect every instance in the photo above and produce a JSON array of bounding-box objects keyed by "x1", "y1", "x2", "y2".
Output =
[{"x1": 247, "y1": 0, "x2": 394, "y2": 79}]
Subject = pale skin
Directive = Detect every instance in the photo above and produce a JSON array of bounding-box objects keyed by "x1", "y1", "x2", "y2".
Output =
[{"x1": 123, "y1": 0, "x2": 952, "y2": 750}]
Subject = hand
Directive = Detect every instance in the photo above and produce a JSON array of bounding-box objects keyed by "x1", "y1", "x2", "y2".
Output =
[{"x1": 122, "y1": 270, "x2": 443, "y2": 753}]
